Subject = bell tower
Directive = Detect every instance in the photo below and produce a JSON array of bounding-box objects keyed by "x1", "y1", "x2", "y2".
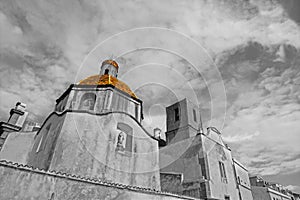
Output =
[{"x1": 165, "y1": 98, "x2": 203, "y2": 144}]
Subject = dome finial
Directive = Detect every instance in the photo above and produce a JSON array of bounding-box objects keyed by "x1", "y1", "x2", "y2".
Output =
[
  {"x1": 100, "y1": 58, "x2": 119, "y2": 77},
  {"x1": 102, "y1": 59, "x2": 119, "y2": 70}
]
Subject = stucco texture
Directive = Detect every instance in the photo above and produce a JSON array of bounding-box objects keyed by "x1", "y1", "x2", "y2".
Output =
[
  {"x1": 27, "y1": 111, "x2": 160, "y2": 190},
  {"x1": 0, "y1": 162, "x2": 196, "y2": 200},
  {"x1": 0, "y1": 131, "x2": 36, "y2": 164}
]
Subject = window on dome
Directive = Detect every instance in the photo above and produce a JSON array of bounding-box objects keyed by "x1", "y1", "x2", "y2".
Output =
[
  {"x1": 104, "y1": 69, "x2": 109, "y2": 75},
  {"x1": 79, "y1": 93, "x2": 96, "y2": 111}
]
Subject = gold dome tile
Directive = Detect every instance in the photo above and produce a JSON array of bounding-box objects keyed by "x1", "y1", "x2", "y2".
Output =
[{"x1": 79, "y1": 74, "x2": 137, "y2": 98}]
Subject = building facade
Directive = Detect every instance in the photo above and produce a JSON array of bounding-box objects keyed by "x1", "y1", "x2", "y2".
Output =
[
  {"x1": 160, "y1": 99, "x2": 253, "y2": 200},
  {"x1": 233, "y1": 159, "x2": 253, "y2": 200},
  {"x1": 1, "y1": 60, "x2": 299, "y2": 200},
  {"x1": 250, "y1": 176, "x2": 292, "y2": 200},
  {"x1": 0, "y1": 60, "x2": 166, "y2": 195}
]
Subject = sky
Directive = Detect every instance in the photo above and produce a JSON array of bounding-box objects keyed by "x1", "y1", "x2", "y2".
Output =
[{"x1": 0, "y1": 0, "x2": 300, "y2": 193}]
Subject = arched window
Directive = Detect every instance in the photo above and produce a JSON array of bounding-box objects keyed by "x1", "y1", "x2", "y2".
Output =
[
  {"x1": 104, "y1": 69, "x2": 109, "y2": 75},
  {"x1": 79, "y1": 93, "x2": 96, "y2": 111},
  {"x1": 116, "y1": 122, "x2": 133, "y2": 153}
]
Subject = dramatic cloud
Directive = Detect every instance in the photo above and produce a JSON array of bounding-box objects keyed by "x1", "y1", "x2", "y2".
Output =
[{"x1": 0, "y1": 0, "x2": 299, "y2": 192}]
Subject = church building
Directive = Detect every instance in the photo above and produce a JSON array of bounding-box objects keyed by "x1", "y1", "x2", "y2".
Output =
[
  {"x1": 0, "y1": 59, "x2": 255, "y2": 200},
  {"x1": 0, "y1": 60, "x2": 192, "y2": 200},
  {"x1": 159, "y1": 99, "x2": 253, "y2": 200}
]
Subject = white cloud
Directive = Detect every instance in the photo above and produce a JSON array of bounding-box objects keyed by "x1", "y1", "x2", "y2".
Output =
[
  {"x1": 286, "y1": 185, "x2": 300, "y2": 192},
  {"x1": 0, "y1": 0, "x2": 300, "y2": 189}
]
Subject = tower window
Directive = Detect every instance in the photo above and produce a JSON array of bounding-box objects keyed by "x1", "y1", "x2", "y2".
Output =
[
  {"x1": 174, "y1": 107, "x2": 180, "y2": 121},
  {"x1": 193, "y1": 109, "x2": 197, "y2": 122},
  {"x1": 104, "y1": 69, "x2": 109, "y2": 75},
  {"x1": 219, "y1": 161, "x2": 227, "y2": 183}
]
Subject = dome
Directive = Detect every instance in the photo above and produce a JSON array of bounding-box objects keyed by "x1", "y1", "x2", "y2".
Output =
[{"x1": 78, "y1": 74, "x2": 137, "y2": 98}]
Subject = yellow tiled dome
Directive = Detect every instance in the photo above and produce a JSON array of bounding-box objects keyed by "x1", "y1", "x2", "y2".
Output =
[{"x1": 79, "y1": 74, "x2": 137, "y2": 98}]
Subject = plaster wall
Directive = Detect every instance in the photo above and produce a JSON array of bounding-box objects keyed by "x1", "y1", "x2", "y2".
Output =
[
  {"x1": 0, "y1": 131, "x2": 36, "y2": 164},
  {"x1": 234, "y1": 160, "x2": 253, "y2": 200},
  {"x1": 166, "y1": 99, "x2": 188, "y2": 133},
  {"x1": 64, "y1": 88, "x2": 141, "y2": 121},
  {"x1": 160, "y1": 136, "x2": 203, "y2": 183},
  {"x1": 251, "y1": 187, "x2": 271, "y2": 200},
  {"x1": 0, "y1": 163, "x2": 196, "y2": 200},
  {"x1": 27, "y1": 113, "x2": 66, "y2": 170},
  {"x1": 201, "y1": 133, "x2": 239, "y2": 200},
  {"x1": 27, "y1": 111, "x2": 160, "y2": 190},
  {"x1": 160, "y1": 173, "x2": 183, "y2": 194},
  {"x1": 185, "y1": 99, "x2": 201, "y2": 132}
]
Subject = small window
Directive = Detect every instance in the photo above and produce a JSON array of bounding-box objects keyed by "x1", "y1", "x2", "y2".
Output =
[
  {"x1": 104, "y1": 69, "x2": 109, "y2": 75},
  {"x1": 193, "y1": 109, "x2": 197, "y2": 122},
  {"x1": 225, "y1": 195, "x2": 230, "y2": 200},
  {"x1": 219, "y1": 161, "x2": 227, "y2": 182},
  {"x1": 174, "y1": 107, "x2": 180, "y2": 121}
]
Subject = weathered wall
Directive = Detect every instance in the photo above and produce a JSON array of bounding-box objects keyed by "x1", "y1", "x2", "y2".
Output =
[
  {"x1": 185, "y1": 99, "x2": 201, "y2": 133},
  {"x1": 160, "y1": 173, "x2": 183, "y2": 194},
  {"x1": 67, "y1": 87, "x2": 142, "y2": 121},
  {"x1": 0, "y1": 162, "x2": 197, "y2": 200},
  {"x1": 160, "y1": 136, "x2": 208, "y2": 199},
  {"x1": 165, "y1": 99, "x2": 199, "y2": 144},
  {"x1": 234, "y1": 160, "x2": 253, "y2": 200},
  {"x1": 0, "y1": 131, "x2": 36, "y2": 164},
  {"x1": 251, "y1": 186, "x2": 271, "y2": 200},
  {"x1": 167, "y1": 126, "x2": 198, "y2": 144},
  {"x1": 161, "y1": 131, "x2": 240, "y2": 200},
  {"x1": 27, "y1": 112, "x2": 66, "y2": 170},
  {"x1": 201, "y1": 132, "x2": 239, "y2": 200},
  {"x1": 28, "y1": 111, "x2": 161, "y2": 190},
  {"x1": 160, "y1": 136, "x2": 203, "y2": 183},
  {"x1": 251, "y1": 186, "x2": 292, "y2": 200},
  {"x1": 56, "y1": 86, "x2": 142, "y2": 122},
  {"x1": 166, "y1": 99, "x2": 189, "y2": 133}
]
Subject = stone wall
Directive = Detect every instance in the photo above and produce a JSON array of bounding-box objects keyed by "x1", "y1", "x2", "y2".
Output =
[
  {"x1": 27, "y1": 111, "x2": 161, "y2": 190},
  {"x1": 0, "y1": 131, "x2": 36, "y2": 164},
  {"x1": 160, "y1": 173, "x2": 183, "y2": 194},
  {"x1": 201, "y1": 132, "x2": 239, "y2": 200},
  {"x1": 0, "y1": 161, "x2": 197, "y2": 200},
  {"x1": 233, "y1": 159, "x2": 253, "y2": 200}
]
